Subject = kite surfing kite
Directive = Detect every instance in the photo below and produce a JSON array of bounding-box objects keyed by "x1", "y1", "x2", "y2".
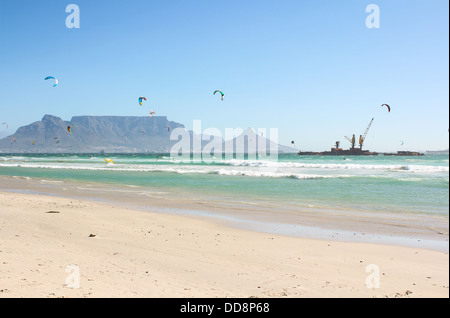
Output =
[
  {"x1": 139, "y1": 97, "x2": 147, "y2": 106},
  {"x1": 1, "y1": 123, "x2": 8, "y2": 129},
  {"x1": 104, "y1": 158, "x2": 115, "y2": 165},
  {"x1": 382, "y1": 104, "x2": 391, "y2": 112},
  {"x1": 214, "y1": 90, "x2": 224, "y2": 101},
  {"x1": 9, "y1": 137, "x2": 16, "y2": 144},
  {"x1": 67, "y1": 125, "x2": 72, "y2": 133},
  {"x1": 165, "y1": 126, "x2": 171, "y2": 132},
  {"x1": 149, "y1": 110, "x2": 156, "y2": 118},
  {"x1": 54, "y1": 137, "x2": 60, "y2": 144},
  {"x1": 291, "y1": 141, "x2": 295, "y2": 147},
  {"x1": 44, "y1": 76, "x2": 58, "y2": 87}
]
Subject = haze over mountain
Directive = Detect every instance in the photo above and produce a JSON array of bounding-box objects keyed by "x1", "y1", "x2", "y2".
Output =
[{"x1": 0, "y1": 115, "x2": 296, "y2": 154}]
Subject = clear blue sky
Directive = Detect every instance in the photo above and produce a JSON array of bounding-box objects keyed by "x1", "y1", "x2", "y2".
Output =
[{"x1": 0, "y1": 0, "x2": 448, "y2": 151}]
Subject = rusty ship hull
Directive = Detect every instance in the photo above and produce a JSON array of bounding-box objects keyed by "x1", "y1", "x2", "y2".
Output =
[{"x1": 298, "y1": 147, "x2": 378, "y2": 156}]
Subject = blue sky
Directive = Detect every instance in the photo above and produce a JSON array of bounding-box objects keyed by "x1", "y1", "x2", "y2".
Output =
[{"x1": 0, "y1": 0, "x2": 448, "y2": 151}]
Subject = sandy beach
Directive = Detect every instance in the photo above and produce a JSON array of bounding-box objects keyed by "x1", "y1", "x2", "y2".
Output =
[
  {"x1": 0, "y1": 189, "x2": 448, "y2": 298},
  {"x1": 1, "y1": 0, "x2": 448, "y2": 302}
]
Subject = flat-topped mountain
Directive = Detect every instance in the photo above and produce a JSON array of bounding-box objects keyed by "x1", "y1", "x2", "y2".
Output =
[
  {"x1": 0, "y1": 115, "x2": 184, "y2": 153},
  {"x1": 0, "y1": 115, "x2": 296, "y2": 154}
]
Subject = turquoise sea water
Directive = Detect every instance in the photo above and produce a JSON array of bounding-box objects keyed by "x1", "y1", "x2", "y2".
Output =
[{"x1": 0, "y1": 153, "x2": 448, "y2": 218}]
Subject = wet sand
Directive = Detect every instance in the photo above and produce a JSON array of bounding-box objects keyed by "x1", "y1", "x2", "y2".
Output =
[{"x1": 2, "y1": 176, "x2": 448, "y2": 252}]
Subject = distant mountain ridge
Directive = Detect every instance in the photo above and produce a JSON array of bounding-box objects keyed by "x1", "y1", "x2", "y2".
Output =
[
  {"x1": 0, "y1": 115, "x2": 296, "y2": 154},
  {"x1": 0, "y1": 115, "x2": 184, "y2": 153},
  {"x1": 426, "y1": 149, "x2": 449, "y2": 154}
]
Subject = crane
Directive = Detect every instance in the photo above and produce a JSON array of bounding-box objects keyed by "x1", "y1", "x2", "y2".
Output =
[
  {"x1": 359, "y1": 117, "x2": 375, "y2": 149},
  {"x1": 344, "y1": 135, "x2": 356, "y2": 149},
  {"x1": 343, "y1": 118, "x2": 375, "y2": 150}
]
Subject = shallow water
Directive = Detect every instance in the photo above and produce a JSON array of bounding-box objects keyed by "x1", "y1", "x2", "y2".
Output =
[{"x1": 0, "y1": 153, "x2": 448, "y2": 218}]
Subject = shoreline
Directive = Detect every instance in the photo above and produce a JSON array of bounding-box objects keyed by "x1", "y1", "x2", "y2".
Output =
[{"x1": 1, "y1": 175, "x2": 448, "y2": 253}]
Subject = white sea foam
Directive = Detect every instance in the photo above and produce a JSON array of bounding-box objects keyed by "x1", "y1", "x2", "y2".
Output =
[
  {"x1": 40, "y1": 179, "x2": 64, "y2": 184},
  {"x1": 210, "y1": 169, "x2": 347, "y2": 179},
  {"x1": 11, "y1": 176, "x2": 32, "y2": 180},
  {"x1": 0, "y1": 159, "x2": 448, "y2": 180},
  {"x1": 227, "y1": 160, "x2": 449, "y2": 173},
  {"x1": 0, "y1": 156, "x2": 26, "y2": 161}
]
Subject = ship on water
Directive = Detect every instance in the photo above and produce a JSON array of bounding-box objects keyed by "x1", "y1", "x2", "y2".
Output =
[
  {"x1": 299, "y1": 118, "x2": 378, "y2": 156},
  {"x1": 298, "y1": 141, "x2": 424, "y2": 157},
  {"x1": 298, "y1": 117, "x2": 424, "y2": 156},
  {"x1": 298, "y1": 140, "x2": 379, "y2": 156}
]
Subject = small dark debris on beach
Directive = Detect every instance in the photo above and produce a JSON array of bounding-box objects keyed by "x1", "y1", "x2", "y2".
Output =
[
  {"x1": 89, "y1": 234, "x2": 96, "y2": 238},
  {"x1": 45, "y1": 211, "x2": 60, "y2": 214}
]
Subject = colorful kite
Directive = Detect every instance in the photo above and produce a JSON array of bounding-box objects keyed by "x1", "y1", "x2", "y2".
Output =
[
  {"x1": 104, "y1": 158, "x2": 115, "y2": 165},
  {"x1": 45, "y1": 76, "x2": 58, "y2": 87},
  {"x1": 214, "y1": 90, "x2": 224, "y2": 101},
  {"x1": 139, "y1": 97, "x2": 147, "y2": 106}
]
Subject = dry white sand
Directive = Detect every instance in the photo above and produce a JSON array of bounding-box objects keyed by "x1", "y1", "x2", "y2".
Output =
[{"x1": 0, "y1": 191, "x2": 448, "y2": 298}]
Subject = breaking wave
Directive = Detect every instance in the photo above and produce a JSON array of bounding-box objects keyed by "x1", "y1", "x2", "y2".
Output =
[{"x1": 226, "y1": 160, "x2": 449, "y2": 173}]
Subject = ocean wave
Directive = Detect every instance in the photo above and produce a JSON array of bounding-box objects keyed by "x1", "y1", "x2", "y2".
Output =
[
  {"x1": 226, "y1": 160, "x2": 449, "y2": 173},
  {"x1": 0, "y1": 162, "x2": 349, "y2": 179},
  {"x1": 2, "y1": 155, "x2": 447, "y2": 174},
  {"x1": 0, "y1": 156, "x2": 27, "y2": 161},
  {"x1": 39, "y1": 179, "x2": 64, "y2": 184},
  {"x1": 1, "y1": 160, "x2": 448, "y2": 180},
  {"x1": 210, "y1": 169, "x2": 349, "y2": 179}
]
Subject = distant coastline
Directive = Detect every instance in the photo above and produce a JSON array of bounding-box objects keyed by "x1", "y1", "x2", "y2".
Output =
[{"x1": 426, "y1": 149, "x2": 449, "y2": 155}]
